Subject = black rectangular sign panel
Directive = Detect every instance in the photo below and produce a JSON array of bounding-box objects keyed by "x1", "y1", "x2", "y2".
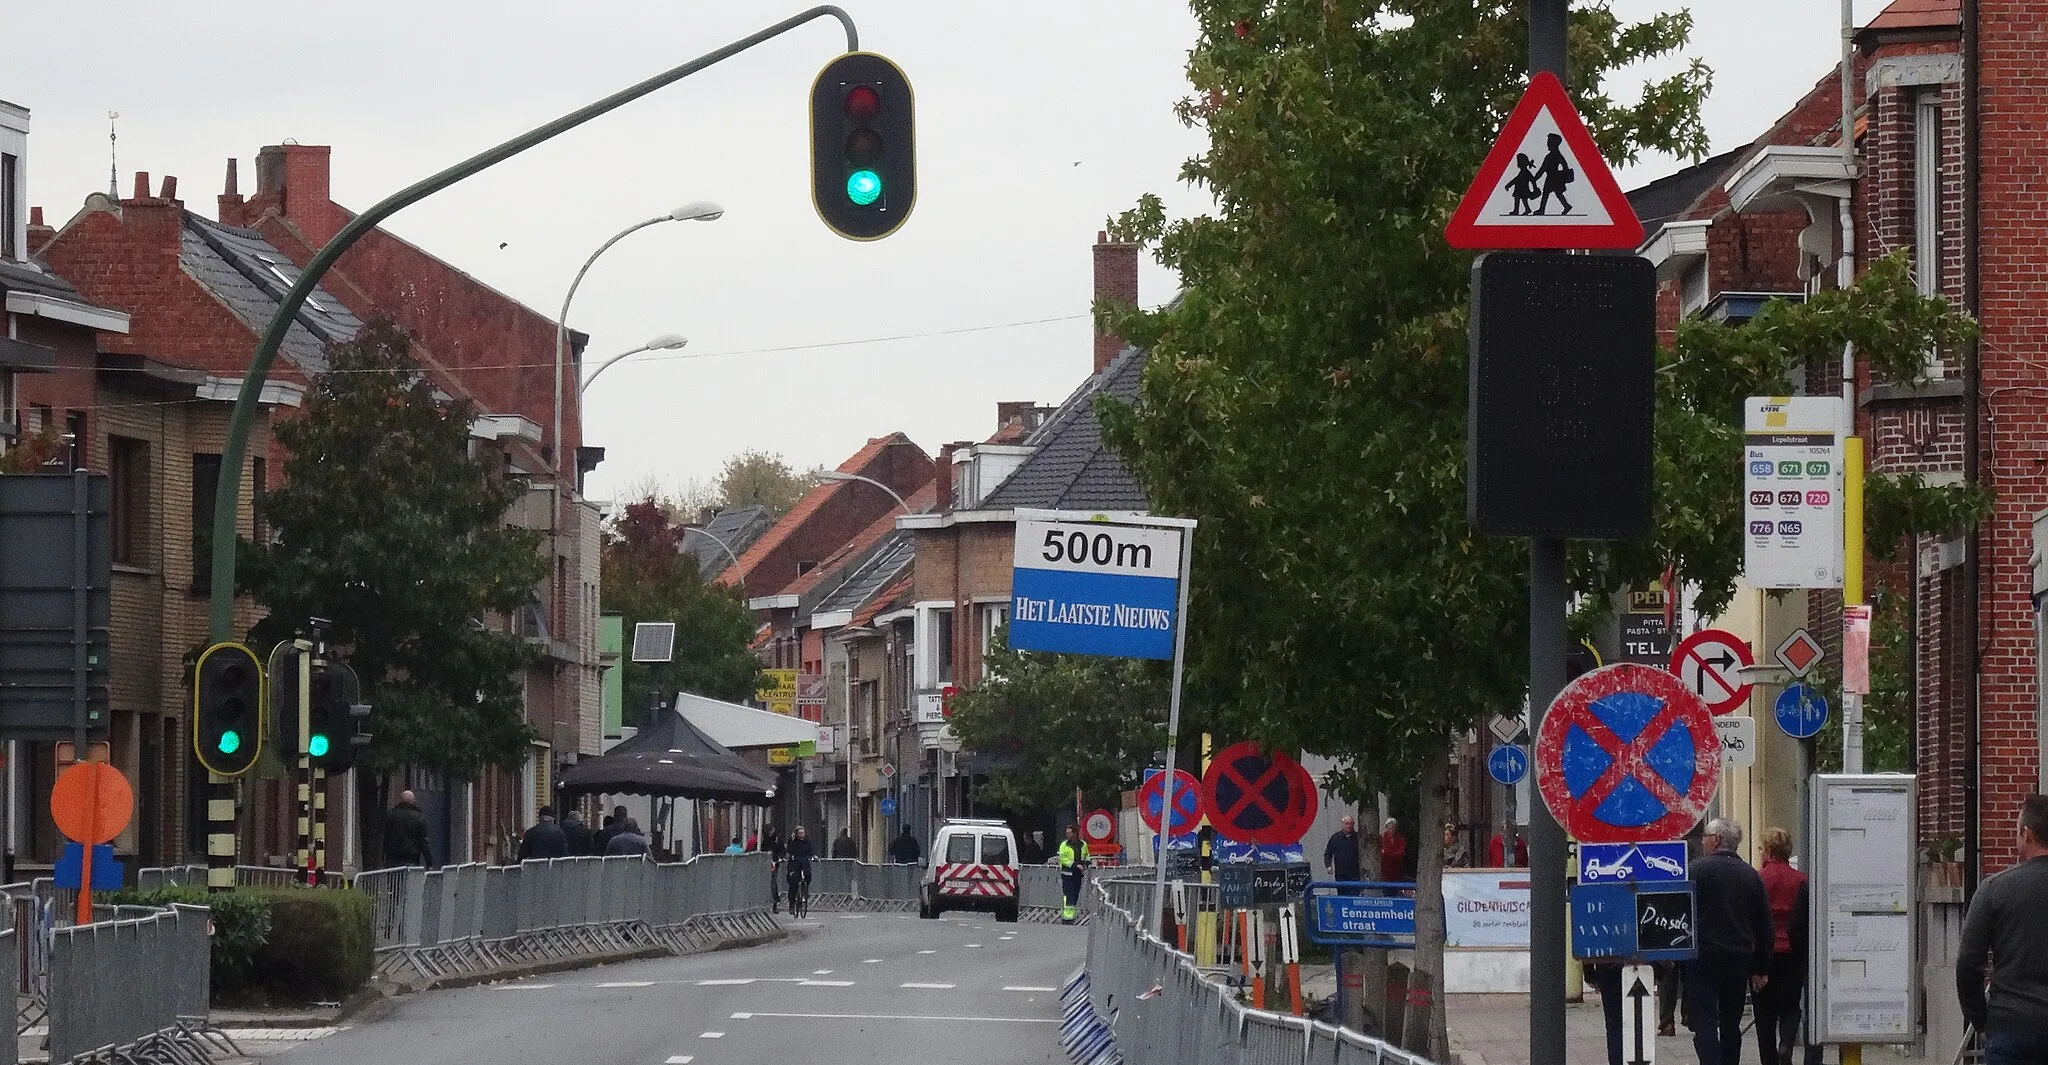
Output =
[
  {"x1": 0, "y1": 473, "x2": 111, "y2": 739},
  {"x1": 1468, "y1": 252, "x2": 1656, "y2": 539}
]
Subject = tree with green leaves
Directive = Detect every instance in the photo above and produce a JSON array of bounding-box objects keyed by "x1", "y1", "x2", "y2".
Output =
[
  {"x1": 239, "y1": 320, "x2": 547, "y2": 855},
  {"x1": 715, "y1": 450, "x2": 817, "y2": 517},
  {"x1": 1099, "y1": 4, "x2": 1978, "y2": 1053},
  {"x1": 947, "y1": 629, "x2": 1169, "y2": 813},
  {"x1": 601, "y1": 497, "x2": 762, "y2": 714}
]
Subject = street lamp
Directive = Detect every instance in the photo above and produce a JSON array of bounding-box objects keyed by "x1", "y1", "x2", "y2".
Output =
[
  {"x1": 579, "y1": 333, "x2": 689, "y2": 395},
  {"x1": 815, "y1": 469, "x2": 913, "y2": 860},
  {"x1": 552, "y1": 202, "x2": 724, "y2": 487},
  {"x1": 816, "y1": 469, "x2": 908, "y2": 511},
  {"x1": 677, "y1": 525, "x2": 746, "y2": 594}
]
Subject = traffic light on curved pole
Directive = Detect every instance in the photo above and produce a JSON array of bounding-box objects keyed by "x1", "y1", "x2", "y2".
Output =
[
  {"x1": 195, "y1": 642, "x2": 264, "y2": 777},
  {"x1": 810, "y1": 51, "x2": 916, "y2": 240}
]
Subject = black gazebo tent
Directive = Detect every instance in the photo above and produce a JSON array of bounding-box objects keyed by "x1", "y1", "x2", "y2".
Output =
[{"x1": 558, "y1": 707, "x2": 777, "y2": 806}]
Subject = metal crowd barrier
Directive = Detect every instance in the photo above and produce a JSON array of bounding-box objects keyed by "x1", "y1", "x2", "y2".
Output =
[
  {"x1": 1067, "y1": 877, "x2": 1439, "y2": 1065},
  {"x1": 800, "y1": 858, "x2": 1129, "y2": 921},
  {"x1": 348, "y1": 853, "x2": 776, "y2": 983},
  {"x1": 45, "y1": 903, "x2": 235, "y2": 1065}
]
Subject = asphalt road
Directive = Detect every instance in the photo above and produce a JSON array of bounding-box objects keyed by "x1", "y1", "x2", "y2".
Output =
[{"x1": 260, "y1": 912, "x2": 1084, "y2": 1065}]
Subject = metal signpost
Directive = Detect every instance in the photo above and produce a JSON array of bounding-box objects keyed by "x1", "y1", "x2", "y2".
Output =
[{"x1": 1009, "y1": 509, "x2": 1196, "y2": 936}]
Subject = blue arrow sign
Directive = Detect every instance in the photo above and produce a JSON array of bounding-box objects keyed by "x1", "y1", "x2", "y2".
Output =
[
  {"x1": 1774, "y1": 683, "x2": 1829, "y2": 740},
  {"x1": 879, "y1": 795, "x2": 897, "y2": 817},
  {"x1": 1578, "y1": 841, "x2": 1688, "y2": 884},
  {"x1": 1488, "y1": 745, "x2": 1529, "y2": 786}
]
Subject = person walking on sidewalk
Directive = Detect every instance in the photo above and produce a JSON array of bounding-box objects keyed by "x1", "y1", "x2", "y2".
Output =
[
  {"x1": 1324, "y1": 816, "x2": 1362, "y2": 885},
  {"x1": 382, "y1": 790, "x2": 432, "y2": 868},
  {"x1": 890, "y1": 825, "x2": 922, "y2": 865},
  {"x1": 1753, "y1": 828, "x2": 1815, "y2": 1065},
  {"x1": 1958, "y1": 793, "x2": 2048, "y2": 1064},
  {"x1": 764, "y1": 824, "x2": 786, "y2": 912},
  {"x1": 1687, "y1": 818, "x2": 1774, "y2": 1065}
]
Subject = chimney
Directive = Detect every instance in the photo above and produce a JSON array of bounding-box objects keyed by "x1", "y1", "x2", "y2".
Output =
[
  {"x1": 936, "y1": 442, "x2": 965, "y2": 511},
  {"x1": 255, "y1": 144, "x2": 338, "y2": 244},
  {"x1": 219, "y1": 158, "x2": 247, "y2": 226},
  {"x1": 158, "y1": 175, "x2": 177, "y2": 201},
  {"x1": 131, "y1": 171, "x2": 150, "y2": 202},
  {"x1": 1092, "y1": 230, "x2": 1139, "y2": 373},
  {"x1": 26, "y1": 206, "x2": 52, "y2": 256}
]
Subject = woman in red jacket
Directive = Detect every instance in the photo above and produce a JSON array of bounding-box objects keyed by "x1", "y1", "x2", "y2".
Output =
[{"x1": 1754, "y1": 827, "x2": 1811, "y2": 1065}]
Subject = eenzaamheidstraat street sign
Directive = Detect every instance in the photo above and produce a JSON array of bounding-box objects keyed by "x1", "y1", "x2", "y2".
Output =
[
  {"x1": 1744, "y1": 396, "x2": 1845, "y2": 589},
  {"x1": 1010, "y1": 514, "x2": 1187, "y2": 659},
  {"x1": 1444, "y1": 71, "x2": 1645, "y2": 250}
]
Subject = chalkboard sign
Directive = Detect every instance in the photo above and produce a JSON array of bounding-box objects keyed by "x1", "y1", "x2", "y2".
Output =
[
  {"x1": 1218, "y1": 864, "x2": 1254, "y2": 908},
  {"x1": 1633, "y1": 885, "x2": 1697, "y2": 962},
  {"x1": 1218, "y1": 862, "x2": 1309, "y2": 908}
]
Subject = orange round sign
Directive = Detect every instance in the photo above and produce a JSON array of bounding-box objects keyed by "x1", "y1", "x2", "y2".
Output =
[{"x1": 50, "y1": 761, "x2": 134, "y2": 844}]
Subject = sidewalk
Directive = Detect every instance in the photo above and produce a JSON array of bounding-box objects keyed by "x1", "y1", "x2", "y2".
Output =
[{"x1": 1444, "y1": 991, "x2": 1946, "y2": 1065}]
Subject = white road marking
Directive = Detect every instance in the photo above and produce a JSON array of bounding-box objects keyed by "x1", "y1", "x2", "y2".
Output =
[
  {"x1": 219, "y1": 1028, "x2": 342, "y2": 1041},
  {"x1": 666, "y1": 1057, "x2": 694, "y2": 1064},
  {"x1": 598, "y1": 981, "x2": 655, "y2": 988},
  {"x1": 700, "y1": 1032, "x2": 725, "y2": 1039},
  {"x1": 696, "y1": 979, "x2": 755, "y2": 986},
  {"x1": 1003, "y1": 986, "x2": 1057, "y2": 993},
  {"x1": 916, "y1": 949, "x2": 936, "y2": 955},
  {"x1": 733, "y1": 1011, "x2": 1058, "y2": 1024},
  {"x1": 799, "y1": 979, "x2": 855, "y2": 986},
  {"x1": 838, "y1": 914, "x2": 868, "y2": 920},
  {"x1": 493, "y1": 984, "x2": 556, "y2": 991},
  {"x1": 965, "y1": 943, "x2": 983, "y2": 948},
  {"x1": 813, "y1": 969, "x2": 833, "y2": 975},
  {"x1": 901, "y1": 982, "x2": 956, "y2": 989},
  {"x1": 862, "y1": 959, "x2": 882, "y2": 964}
]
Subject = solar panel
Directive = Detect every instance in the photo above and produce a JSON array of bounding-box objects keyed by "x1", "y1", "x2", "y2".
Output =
[{"x1": 630, "y1": 622, "x2": 676, "y2": 663}]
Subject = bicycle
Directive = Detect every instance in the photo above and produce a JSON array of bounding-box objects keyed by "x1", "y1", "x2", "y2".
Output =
[{"x1": 786, "y1": 867, "x2": 811, "y2": 919}]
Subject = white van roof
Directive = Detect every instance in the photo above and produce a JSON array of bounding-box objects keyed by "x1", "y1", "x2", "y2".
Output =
[{"x1": 942, "y1": 818, "x2": 1010, "y2": 829}]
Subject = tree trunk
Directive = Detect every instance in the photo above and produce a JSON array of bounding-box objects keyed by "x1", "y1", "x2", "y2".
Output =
[
  {"x1": 1402, "y1": 744, "x2": 1452, "y2": 1060},
  {"x1": 1355, "y1": 820, "x2": 1389, "y2": 1036}
]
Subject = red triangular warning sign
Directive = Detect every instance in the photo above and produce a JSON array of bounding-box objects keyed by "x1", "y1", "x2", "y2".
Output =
[{"x1": 1444, "y1": 72, "x2": 1644, "y2": 251}]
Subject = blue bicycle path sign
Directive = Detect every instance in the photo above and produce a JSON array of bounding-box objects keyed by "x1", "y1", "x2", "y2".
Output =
[
  {"x1": 1488, "y1": 745, "x2": 1529, "y2": 786},
  {"x1": 1773, "y1": 683, "x2": 1828, "y2": 740}
]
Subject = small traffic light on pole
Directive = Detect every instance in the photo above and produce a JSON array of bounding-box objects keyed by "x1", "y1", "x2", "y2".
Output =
[
  {"x1": 810, "y1": 52, "x2": 916, "y2": 240},
  {"x1": 309, "y1": 665, "x2": 370, "y2": 773},
  {"x1": 194, "y1": 642, "x2": 263, "y2": 776}
]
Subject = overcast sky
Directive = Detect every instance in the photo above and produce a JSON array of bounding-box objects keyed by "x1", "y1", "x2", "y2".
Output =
[{"x1": 7, "y1": 1, "x2": 1891, "y2": 502}]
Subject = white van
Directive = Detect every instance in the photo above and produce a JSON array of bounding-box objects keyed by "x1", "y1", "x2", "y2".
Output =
[{"x1": 918, "y1": 818, "x2": 1020, "y2": 922}]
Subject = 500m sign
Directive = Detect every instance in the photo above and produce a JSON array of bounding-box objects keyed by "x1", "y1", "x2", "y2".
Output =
[{"x1": 1009, "y1": 515, "x2": 1187, "y2": 660}]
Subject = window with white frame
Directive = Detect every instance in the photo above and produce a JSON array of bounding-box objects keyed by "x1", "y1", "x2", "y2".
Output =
[{"x1": 914, "y1": 603, "x2": 954, "y2": 688}]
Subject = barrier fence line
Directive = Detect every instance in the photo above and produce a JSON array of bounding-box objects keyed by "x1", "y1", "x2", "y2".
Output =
[
  {"x1": 44, "y1": 904, "x2": 225, "y2": 1065},
  {"x1": 1069, "y1": 877, "x2": 1441, "y2": 1065}
]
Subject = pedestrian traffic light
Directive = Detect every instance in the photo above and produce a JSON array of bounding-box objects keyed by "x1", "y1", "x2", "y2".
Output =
[
  {"x1": 194, "y1": 642, "x2": 264, "y2": 777},
  {"x1": 810, "y1": 51, "x2": 916, "y2": 241},
  {"x1": 309, "y1": 665, "x2": 370, "y2": 773}
]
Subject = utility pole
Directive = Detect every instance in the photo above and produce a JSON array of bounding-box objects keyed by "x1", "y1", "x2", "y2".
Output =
[{"x1": 1525, "y1": 6, "x2": 1570, "y2": 1065}]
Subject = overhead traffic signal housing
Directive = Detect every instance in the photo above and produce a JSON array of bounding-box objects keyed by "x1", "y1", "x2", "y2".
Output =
[
  {"x1": 810, "y1": 51, "x2": 916, "y2": 241},
  {"x1": 194, "y1": 642, "x2": 264, "y2": 776}
]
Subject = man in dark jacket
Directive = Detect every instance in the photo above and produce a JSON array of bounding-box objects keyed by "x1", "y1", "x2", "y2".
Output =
[
  {"x1": 1958, "y1": 793, "x2": 2048, "y2": 1063},
  {"x1": 592, "y1": 805, "x2": 629, "y2": 854},
  {"x1": 560, "y1": 809, "x2": 593, "y2": 855},
  {"x1": 518, "y1": 806, "x2": 569, "y2": 860},
  {"x1": 889, "y1": 825, "x2": 922, "y2": 865},
  {"x1": 1323, "y1": 816, "x2": 1362, "y2": 882},
  {"x1": 832, "y1": 829, "x2": 857, "y2": 859},
  {"x1": 383, "y1": 790, "x2": 432, "y2": 868},
  {"x1": 605, "y1": 819, "x2": 651, "y2": 856},
  {"x1": 1686, "y1": 818, "x2": 1774, "y2": 1065}
]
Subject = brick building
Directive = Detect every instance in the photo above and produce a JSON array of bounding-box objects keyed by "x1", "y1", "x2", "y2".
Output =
[
  {"x1": 1624, "y1": 0, "x2": 2044, "y2": 1048},
  {"x1": 12, "y1": 133, "x2": 606, "y2": 869}
]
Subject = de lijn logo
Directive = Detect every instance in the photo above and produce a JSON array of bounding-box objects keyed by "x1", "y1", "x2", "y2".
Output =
[{"x1": 1008, "y1": 517, "x2": 1184, "y2": 660}]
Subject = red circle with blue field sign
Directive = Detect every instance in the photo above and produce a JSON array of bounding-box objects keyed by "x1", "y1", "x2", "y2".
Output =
[{"x1": 1534, "y1": 663, "x2": 1721, "y2": 845}]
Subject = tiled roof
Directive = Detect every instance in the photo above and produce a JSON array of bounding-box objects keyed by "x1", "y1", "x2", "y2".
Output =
[
  {"x1": 0, "y1": 259, "x2": 86, "y2": 303},
  {"x1": 851, "y1": 573, "x2": 913, "y2": 628},
  {"x1": 782, "y1": 482, "x2": 937, "y2": 602},
  {"x1": 180, "y1": 213, "x2": 359, "y2": 373},
  {"x1": 1867, "y1": 0, "x2": 1958, "y2": 30},
  {"x1": 686, "y1": 504, "x2": 772, "y2": 580},
  {"x1": 1626, "y1": 147, "x2": 1747, "y2": 234},
  {"x1": 721, "y1": 432, "x2": 925, "y2": 589},
  {"x1": 813, "y1": 532, "x2": 914, "y2": 621},
  {"x1": 980, "y1": 346, "x2": 1150, "y2": 512}
]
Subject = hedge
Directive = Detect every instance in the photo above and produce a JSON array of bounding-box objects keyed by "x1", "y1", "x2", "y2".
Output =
[{"x1": 104, "y1": 884, "x2": 372, "y2": 1006}]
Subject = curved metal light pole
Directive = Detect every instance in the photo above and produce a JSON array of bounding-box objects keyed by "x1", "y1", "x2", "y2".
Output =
[
  {"x1": 814, "y1": 469, "x2": 912, "y2": 858},
  {"x1": 678, "y1": 525, "x2": 746, "y2": 595},
  {"x1": 207, "y1": 6, "x2": 858, "y2": 642},
  {"x1": 816, "y1": 469, "x2": 909, "y2": 511},
  {"x1": 579, "y1": 334, "x2": 690, "y2": 396}
]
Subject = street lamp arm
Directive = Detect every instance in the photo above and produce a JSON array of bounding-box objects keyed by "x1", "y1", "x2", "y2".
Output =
[
  {"x1": 554, "y1": 215, "x2": 669, "y2": 482},
  {"x1": 206, "y1": 5, "x2": 860, "y2": 642},
  {"x1": 680, "y1": 526, "x2": 747, "y2": 592},
  {"x1": 819, "y1": 470, "x2": 909, "y2": 511}
]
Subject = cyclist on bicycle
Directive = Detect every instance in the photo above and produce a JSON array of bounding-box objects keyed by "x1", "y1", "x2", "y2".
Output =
[{"x1": 785, "y1": 826, "x2": 815, "y2": 914}]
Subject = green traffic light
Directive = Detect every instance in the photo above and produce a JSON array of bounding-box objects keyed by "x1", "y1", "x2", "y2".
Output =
[
  {"x1": 846, "y1": 170, "x2": 882, "y2": 206},
  {"x1": 217, "y1": 730, "x2": 241, "y2": 755},
  {"x1": 309, "y1": 734, "x2": 330, "y2": 758}
]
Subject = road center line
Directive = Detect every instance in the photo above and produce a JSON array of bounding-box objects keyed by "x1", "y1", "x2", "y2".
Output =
[
  {"x1": 733, "y1": 1011, "x2": 1058, "y2": 1024},
  {"x1": 799, "y1": 979, "x2": 855, "y2": 986},
  {"x1": 1003, "y1": 986, "x2": 1057, "y2": 992},
  {"x1": 699, "y1": 1032, "x2": 725, "y2": 1039},
  {"x1": 696, "y1": 979, "x2": 755, "y2": 986},
  {"x1": 598, "y1": 981, "x2": 654, "y2": 988},
  {"x1": 666, "y1": 1057, "x2": 693, "y2": 1064},
  {"x1": 493, "y1": 984, "x2": 555, "y2": 991},
  {"x1": 813, "y1": 969, "x2": 833, "y2": 975},
  {"x1": 916, "y1": 949, "x2": 936, "y2": 955},
  {"x1": 901, "y1": 982, "x2": 955, "y2": 989},
  {"x1": 862, "y1": 959, "x2": 881, "y2": 964}
]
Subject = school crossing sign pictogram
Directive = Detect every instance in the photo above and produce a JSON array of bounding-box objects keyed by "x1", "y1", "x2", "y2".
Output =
[
  {"x1": 1444, "y1": 72, "x2": 1644, "y2": 250},
  {"x1": 1534, "y1": 663, "x2": 1722, "y2": 845}
]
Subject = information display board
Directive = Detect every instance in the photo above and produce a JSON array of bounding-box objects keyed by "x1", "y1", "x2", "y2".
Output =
[
  {"x1": 1810, "y1": 774, "x2": 1915, "y2": 1044},
  {"x1": 1744, "y1": 396, "x2": 1845, "y2": 589}
]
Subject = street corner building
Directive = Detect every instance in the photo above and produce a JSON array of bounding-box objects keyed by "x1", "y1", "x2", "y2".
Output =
[{"x1": 0, "y1": 118, "x2": 606, "y2": 872}]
